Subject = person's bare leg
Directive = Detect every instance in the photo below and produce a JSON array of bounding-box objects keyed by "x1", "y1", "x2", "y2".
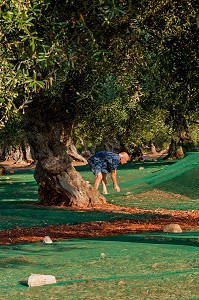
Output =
[
  {"x1": 94, "y1": 172, "x2": 103, "y2": 191},
  {"x1": 102, "y1": 173, "x2": 108, "y2": 194},
  {"x1": 111, "y1": 170, "x2": 120, "y2": 192}
]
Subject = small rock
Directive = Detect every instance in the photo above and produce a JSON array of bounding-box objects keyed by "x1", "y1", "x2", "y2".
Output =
[
  {"x1": 163, "y1": 223, "x2": 182, "y2": 233},
  {"x1": 100, "y1": 253, "x2": 106, "y2": 258},
  {"x1": 118, "y1": 280, "x2": 125, "y2": 285},
  {"x1": 138, "y1": 167, "x2": 144, "y2": 170},
  {"x1": 43, "y1": 236, "x2": 53, "y2": 244},
  {"x1": 28, "y1": 274, "x2": 56, "y2": 287}
]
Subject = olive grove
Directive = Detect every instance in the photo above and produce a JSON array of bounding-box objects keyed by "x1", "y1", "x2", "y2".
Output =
[{"x1": 0, "y1": 0, "x2": 198, "y2": 206}]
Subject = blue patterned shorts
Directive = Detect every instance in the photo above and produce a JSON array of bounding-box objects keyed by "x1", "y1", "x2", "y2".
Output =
[{"x1": 88, "y1": 152, "x2": 120, "y2": 175}]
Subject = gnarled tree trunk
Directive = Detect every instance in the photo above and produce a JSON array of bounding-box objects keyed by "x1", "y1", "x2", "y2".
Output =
[
  {"x1": 24, "y1": 107, "x2": 106, "y2": 208},
  {"x1": 0, "y1": 143, "x2": 32, "y2": 163}
]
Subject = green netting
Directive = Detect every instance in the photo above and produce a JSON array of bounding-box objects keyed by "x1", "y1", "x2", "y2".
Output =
[
  {"x1": 0, "y1": 168, "x2": 163, "y2": 230},
  {"x1": 0, "y1": 154, "x2": 199, "y2": 299},
  {"x1": 79, "y1": 152, "x2": 199, "y2": 210},
  {"x1": 0, "y1": 153, "x2": 199, "y2": 231},
  {"x1": 0, "y1": 233, "x2": 199, "y2": 299},
  {"x1": 129, "y1": 152, "x2": 199, "y2": 194}
]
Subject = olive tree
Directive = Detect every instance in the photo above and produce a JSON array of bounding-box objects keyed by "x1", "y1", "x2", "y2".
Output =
[
  {"x1": 1, "y1": 0, "x2": 197, "y2": 207},
  {"x1": 0, "y1": 0, "x2": 139, "y2": 207}
]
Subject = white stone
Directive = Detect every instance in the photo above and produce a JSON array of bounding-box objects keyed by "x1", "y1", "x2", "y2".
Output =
[
  {"x1": 163, "y1": 223, "x2": 182, "y2": 233},
  {"x1": 100, "y1": 253, "x2": 106, "y2": 258},
  {"x1": 43, "y1": 236, "x2": 53, "y2": 244},
  {"x1": 138, "y1": 167, "x2": 144, "y2": 170},
  {"x1": 28, "y1": 274, "x2": 56, "y2": 287}
]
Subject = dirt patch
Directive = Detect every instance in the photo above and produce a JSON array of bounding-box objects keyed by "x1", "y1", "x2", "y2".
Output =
[
  {"x1": 0, "y1": 204, "x2": 198, "y2": 245},
  {"x1": 0, "y1": 159, "x2": 35, "y2": 171}
]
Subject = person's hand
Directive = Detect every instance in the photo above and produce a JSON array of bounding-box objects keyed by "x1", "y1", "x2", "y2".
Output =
[{"x1": 113, "y1": 185, "x2": 120, "y2": 192}]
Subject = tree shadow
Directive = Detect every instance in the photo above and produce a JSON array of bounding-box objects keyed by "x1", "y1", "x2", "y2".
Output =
[
  {"x1": 89, "y1": 231, "x2": 199, "y2": 248},
  {"x1": 0, "y1": 198, "x2": 172, "y2": 230}
]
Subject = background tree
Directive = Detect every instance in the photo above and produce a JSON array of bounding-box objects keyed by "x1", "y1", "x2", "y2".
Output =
[
  {"x1": 136, "y1": 0, "x2": 199, "y2": 156},
  {"x1": 0, "y1": 113, "x2": 31, "y2": 162}
]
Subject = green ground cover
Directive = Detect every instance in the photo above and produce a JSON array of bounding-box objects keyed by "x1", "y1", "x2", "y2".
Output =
[
  {"x1": 0, "y1": 233, "x2": 199, "y2": 300},
  {"x1": 79, "y1": 152, "x2": 199, "y2": 210},
  {"x1": 1, "y1": 153, "x2": 199, "y2": 231},
  {"x1": 0, "y1": 152, "x2": 199, "y2": 299}
]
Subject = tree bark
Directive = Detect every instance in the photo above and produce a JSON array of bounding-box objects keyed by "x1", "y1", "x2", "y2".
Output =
[
  {"x1": 149, "y1": 140, "x2": 157, "y2": 154},
  {"x1": 166, "y1": 139, "x2": 184, "y2": 159},
  {"x1": 65, "y1": 136, "x2": 88, "y2": 163},
  {"x1": 24, "y1": 107, "x2": 106, "y2": 208},
  {"x1": 79, "y1": 138, "x2": 91, "y2": 159},
  {"x1": 179, "y1": 129, "x2": 195, "y2": 152}
]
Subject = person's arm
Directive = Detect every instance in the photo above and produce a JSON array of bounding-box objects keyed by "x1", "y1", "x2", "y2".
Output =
[{"x1": 110, "y1": 170, "x2": 120, "y2": 192}]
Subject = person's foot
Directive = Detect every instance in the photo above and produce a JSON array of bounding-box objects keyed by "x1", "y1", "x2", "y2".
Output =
[
  {"x1": 102, "y1": 190, "x2": 108, "y2": 194},
  {"x1": 113, "y1": 185, "x2": 120, "y2": 192}
]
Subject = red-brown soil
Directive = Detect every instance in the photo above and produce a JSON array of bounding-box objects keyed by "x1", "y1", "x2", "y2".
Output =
[{"x1": 1, "y1": 205, "x2": 199, "y2": 245}]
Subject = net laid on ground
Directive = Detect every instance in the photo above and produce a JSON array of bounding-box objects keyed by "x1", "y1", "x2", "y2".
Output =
[
  {"x1": 0, "y1": 153, "x2": 199, "y2": 230},
  {"x1": 0, "y1": 153, "x2": 198, "y2": 299},
  {"x1": 122, "y1": 152, "x2": 199, "y2": 196},
  {"x1": 79, "y1": 152, "x2": 199, "y2": 210},
  {"x1": 0, "y1": 232, "x2": 199, "y2": 299}
]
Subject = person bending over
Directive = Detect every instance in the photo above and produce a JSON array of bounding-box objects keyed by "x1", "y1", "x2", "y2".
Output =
[{"x1": 88, "y1": 151, "x2": 130, "y2": 194}]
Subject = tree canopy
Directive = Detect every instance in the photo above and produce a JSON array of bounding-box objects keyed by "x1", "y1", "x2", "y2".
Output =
[
  {"x1": 137, "y1": 0, "x2": 199, "y2": 138},
  {"x1": 1, "y1": 0, "x2": 198, "y2": 132}
]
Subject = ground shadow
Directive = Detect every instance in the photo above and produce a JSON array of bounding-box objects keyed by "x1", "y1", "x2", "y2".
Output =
[{"x1": 88, "y1": 231, "x2": 199, "y2": 248}]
